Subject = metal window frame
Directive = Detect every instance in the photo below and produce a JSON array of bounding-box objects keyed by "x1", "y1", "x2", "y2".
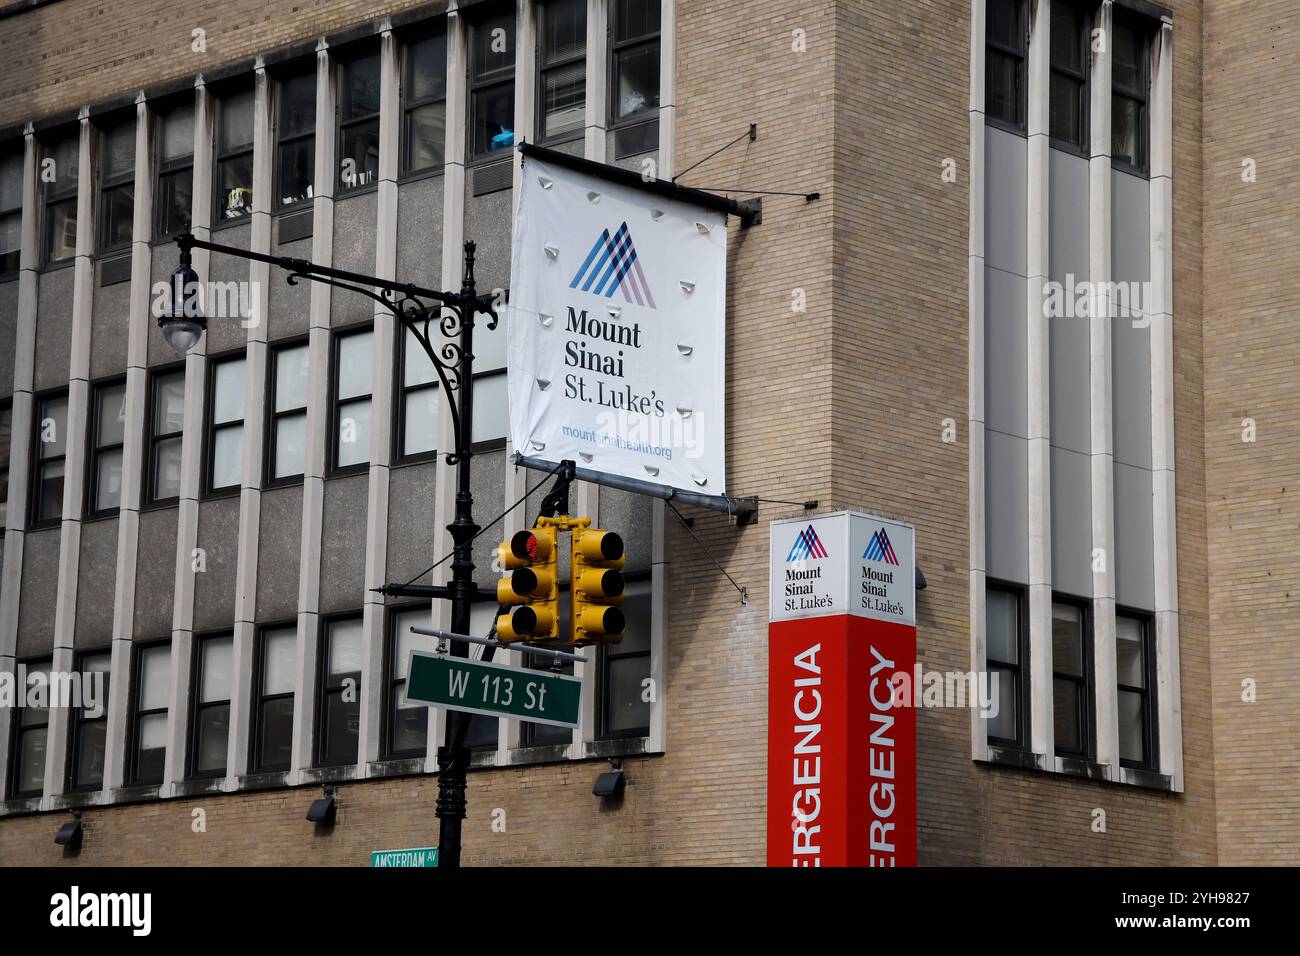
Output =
[
  {"x1": 1050, "y1": 593, "x2": 1095, "y2": 759},
  {"x1": 28, "y1": 387, "x2": 69, "y2": 528},
  {"x1": 1110, "y1": 7, "x2": 1151, "y2": 176},
  {"x1": 315, "y1": 611, "x2": 364, "y2": 768},
  {"x1": 984, "y1": 0, "x2": 1029, "y2": 135},
  {"x1": 95, "y1": 113, "x2": 136, "y2": 255},
  {"x1": 466, "y1": 4, "x2": 518, "y2": 165},
  {"x1": 607, "y1": 0, "x2": 661, "y2": 128},
  {"x1": 39, "y1": 127, "x2": 80, "y2": 268},
  {"x1": 1048, "y1": 0, "x2": 1093, "y2": 155},
  {"x1": 273, "y1": 63, "x2": 318, "y2": 213},
  {"x1": 985, "y1": 579, "x2": 1030, "y2": 750},
  {"x1": 382, "y1": 603, "x2": 431, "y2": 759},
  {"x1": 144, "y1": 363, "x2": 186, "y2": 507},
  {"x1": 65, "y1": 648, "x2": 111, "y2": 792},
  {"x1": 85, "y1": 375, "x2": 127, "y2": 518},
  {"x1": 212, "y1": 80, "x2": 256, "y2": 228},
  {"x1": 535, "y1": 0, "x2": 588, "y2": 146},
  {"x1": 328, "y1": 323, "x2": 375, "y2": 477},
  {"x1": 335, "y1": 41, "x2": 383, "y2": 195},
  {"x1": 597, "y1": 570, "x2": 652, "y2": 740},
  {"x1": 127, "y1": 639, "x2": 170, "y2": 786},
  {"x1": 7, "y1": 655, "x2": 53, "y2": 799},
  {"x1": 0, "y1": 397, "x2": 11, "y2": 533},
  {"x1": 394, "y1": 324, "x2": 438, "y2": 464},
  {"x1": 398, "y1": 25, "x2": 450, "y2": 179},
  {"x1": 251, "y1": 621, "x2": 297, "y2": 773},
  {"x1": 203, "y1": 349, "x2": 247, "y2": 497},
  {"x1": 153, "y1": 96, "x2": 197, "y2": 240},
  {"x1": 0, "y1": 141, "x2": 23, "y2": 276},
  {"x1": 187, "y1": 630, "x2": 234, "y2": 780},
  {"x1": 1116, "y1": 607, "x2": 1158, "y2": 771},
  {"x1": 265, "y1": 336, "x2": 310, "y2": 487}
]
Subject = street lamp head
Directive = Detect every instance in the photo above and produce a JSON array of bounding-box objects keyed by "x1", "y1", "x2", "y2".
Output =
[{"x1": 160, "y1": 240, "x2": 206, "y2": 355}]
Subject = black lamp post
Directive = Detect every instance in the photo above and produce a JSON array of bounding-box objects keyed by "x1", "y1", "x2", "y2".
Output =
[{"x1": 164, "y1": 232, "x2": 498, "y2": 868}]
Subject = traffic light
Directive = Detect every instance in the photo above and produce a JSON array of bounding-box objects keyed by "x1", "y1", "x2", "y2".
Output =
[
  {"x1": 495, "y1": 526, "x2": 558, "y2": 642},
  {"x1": 571, "y1": 527, "x2": 626, "y2": 645}
]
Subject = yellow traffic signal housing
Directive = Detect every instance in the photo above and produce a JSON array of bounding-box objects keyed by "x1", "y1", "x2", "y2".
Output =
[
  {"x1": 495, "y1": 526, "x2": 558, "y2": 642},
  {"x1": 571, "y1": 527, "x2": 626, "y2": 645}
]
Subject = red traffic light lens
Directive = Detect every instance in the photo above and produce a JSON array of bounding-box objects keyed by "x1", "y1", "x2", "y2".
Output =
[{"x1": 511, "y1": 531, "x2": 539, "y2": 560}]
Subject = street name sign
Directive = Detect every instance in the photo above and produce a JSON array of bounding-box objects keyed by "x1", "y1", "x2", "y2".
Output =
[
  {"x1": 405, "y1": 651, "x2": 582, "y2": 728},
  {"x1": 371, "y1": 847, "x2": 438, "y2": 868}
]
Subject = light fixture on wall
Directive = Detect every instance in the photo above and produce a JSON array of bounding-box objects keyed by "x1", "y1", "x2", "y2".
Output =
[
  {"x1": 592, "y1": 758, "x2": 625, "y2": 799},
  {"x1": 306, "y1": 786, "x2": 337, "y2": 826},
  {"x1": 54, "y1": 810, "x2": 83, "y2": 850}
]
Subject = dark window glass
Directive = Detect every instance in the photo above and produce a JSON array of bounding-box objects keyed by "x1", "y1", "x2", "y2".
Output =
[
  {"x1": 387, "y1": 608, "x2": 436, "y2": 756},
  {"x1": 191, "y1": 634, "x2": 232, "y2": 777},
  {"x1": 277, "y1": 69, "x2": 316, "y2": 208},
  {"x1": 1116, "y1": 613, "x2": 1155, "y2": 768},
  {"x1": 1051, "y1": 600, "x2": 1090, "y2": 757},
  {"x1": 42, "y1": 130, "x2": 79, "y2": 264},
  {"x1": 985, "y1": 0, "x2": 1026, "y2": 130},
  {"x1": 600, "y1": 578, "x2": 651, "y2": 737},
  {"x1": 216, "y1": 86, "x2": 255, "y2": 221},
  {"x1": 402, "y1": 32, "x2": 448, "y2": 175},
  {"x1": 207, "y1": 355, "x2": 245, "y2": 492},
  {"x1": 985, "y1": 584, "x2": 1024, "y2": 745},
  {"x1": 1, "y1": 146, "x2": 22, "y2": 273},
  {"x1": 319, "y1": 617, "x2": 362, "y2": 766},
  {"x1": 69, "y1": 651, "x2": 111, "y2": 790},
  {"x1": 31, "y1": 392, "x2": 68, "y2": 525},
  {"x1": 131, "y1": 642, "x2": 170, "y2": 785},
  {"x1": 147, "y1": 369, "x2": 185, "y2": 503},
  {"x1": 469, "y1": 10, "x2": 516, "y2": 162},
  {"x1": 269, "y1": 343, "x2": 308, "y2": 481},
  {"x1": 398, "y1": 328, "x2": 438, "y2": 460},
  {"x1": 254, "y1": 626, "x2": 296, "y2": 772},
  {"x1": 538, "y1": 0, "x2": 586, "y2": 142},
  {"x1": 156, "y1": 102, "x2": 195, "y2": 237},
  {"x1": 97, "y1": 119, "x2": 135, "y2": 251},
  {"x1": 1049, "y1": 1, "x2": 1089, "y2": 148},
  {"x1": 609, "y1": 0, "x2": 660, "y2": 156},
  {"x1": 338, "y1": 48, "x2": 381, "y2": 192},
  {"x1": 1111, "y1": 15, "x2": 1149, "y2": 172},
  {"x1": 332, "y1": 329, "x2": 373, "y2": 471},
  {"x1": 0, "y1": 402, "x2": 12, "y2": 530},
  {"x1": 89, "y1": 381, "x2": 126, "y2": 514},
  {"x1": 521, "y1": 586, "x2": 572, "y2": 747},
  {"x1": 11, "y1": 660, "x2": 51, "y2": 797}
]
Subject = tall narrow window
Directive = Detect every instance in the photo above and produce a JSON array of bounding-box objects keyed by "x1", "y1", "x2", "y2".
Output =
[
  {"x1": 985, "y1": 0, "x2": 1026, "y2": 131},
  {"x1": 130, "y1": 642, "x2": 170, "y2": 785},
  {"x1": 402, "y1": 31, "x2": 447, "y2": 176},
  {"x1": 190, "y1": 633, "x2": 232, "y2": 777},
  {"x1": 521, "y1": 584, "x2": 572, "y2": 747},
  {"x1": 0, "y1": 145, "x2": 22, "y2": 274},
  {"x1": 206, "y1": 354, "x2": 246, "y2": 493},
  {"x1": 41, "y1": 129, "x2": 79, "y2": 265},
  {"x1": 462, "y1": 602, "x2": 499, "y2": 749},
  {"x1": 97, "y1": 118, "x2": 135, "y2": 252},
  {"x1": 600, "y1": 577, "x2": 651, "y2": 738},
  {"x1": 1051, "y1": 600, "x2": 1091, "y2": 757},
  {"x1": 269, "y1": 342, "x2": 309, "y2": 482},
  {"x1": 318, "y1": 616, "x2": 362, "y2": 766},
  {"x1": 30, "y1": 391, "x2": 68, "y2": 526},
  {"x1": 1116, "y1": 612, "x2": 1155, "y2": 769},
  {"x1": 88, "y1": 380, "x2": 126, "y2": 516},
  {"x1": 276, "y1": 68, "x2": 316, "y2": 209},
  {"x1": 1049, "y1": 0, "x2": 1089, "y2": 150},
  {"x1": 68, "y1": 651, "x2": 111, "y2": 791},
  {"x1": 10, "y1": 659, "x2": 51, "y2": 797},
  {"x1": 215, "y1": 85, "x2": 255, "y2": 222},
  {"x1": 155, "y1": 101, "x2": 195, "y2": 238},
  {"x1": 609, "y1": 0, "x2": 661, "y2": 157},
  {"x1": 469, "y1": 7, "x2": 517, "y2": 162},
  {"x1": 0, "y1": 401, "x2": 12, "y2": 530},
  {"x1": 147, "y1": 368, "x2": 185, "y2": 504},
  {"x1": 337, "y1": 47, "x2": 381, "y2": 192},
  {"x1": 332, "y1": 328, "x2": 373, "y2": 472},
  {"x1": 398, "y1": 328, "x2": 438, "y2": 460},
  {"x1": 985, "y1": 584, "x2": 1025, "y2": 746},
  {"x1": 253, "y1": 625, "x2": 296, "y2": 772},
  {"x1": 387, "y1": 607, "x2": 436, "y2": 757},
  {"x1": 1111, "y1": 14, "x2": 1149, "y2": 173},
  {"x1": 538, "y1": 0, "x2": 586, "y2": 143}
]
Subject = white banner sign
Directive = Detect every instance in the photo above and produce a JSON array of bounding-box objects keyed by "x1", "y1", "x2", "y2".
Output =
[{"x1": 507, "y1": 156, "x2": 727, "y2": 494}]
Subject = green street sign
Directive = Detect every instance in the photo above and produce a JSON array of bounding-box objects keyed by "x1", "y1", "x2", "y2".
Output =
[
  {"x1": 371, "y1": 847, "x2": 439, "y2": 868},
  {"x1": 405, "y1": 651, "x2": 582, "y2": 728}
]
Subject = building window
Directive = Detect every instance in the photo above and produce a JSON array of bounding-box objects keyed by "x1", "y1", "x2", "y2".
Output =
[
  {"x1": 461, "y1": 601, "x2": 499, "y2": 749},
  {"x1": 41, "y1": 129, "x2": 79, "y2": 265},
  {"x1": 538, "y1": 0, "x2": 586, "y2": 143},
  {"x1": 190, "y1": 633, "x2": 232, "y2": 777},
  {"x1": 155, "y1": 100, "x2": 195, "y2": 238},
  {"x1": 520, "y1": 585, "x2": 572, "y2": 747},
  {"x1": 88, "y1": 379, "x2": 126, "y2": 516},
  {"x1": 96, "y1": 118, "x2": 135, "y2": 252},
  {"x1": 1049, "y1": 0, "x2": 1089, "y2": 150},
  {"x1": 397, "y1": 328, "x2": 438, "y2": 461},
  {"x1": 387, "y1": 607, "x2": 436, "y2": 757},
  {"x1": 337, "y1": 46, "x2": 381, "y2": 193},
  {"x1": 318, "y1": 616, "x2": 362, "y2": 766},
  {"x1": 1051, "y1": 599, "x2": 1092, "y2": 757},
  {"x1": 147, "y1": 368, "x2": 185, "y2": 504},
  {"x1": 276, "y1": 67, "x2": 316, "y2": 209},
  {"x1": 269, "y1": 342, "x2": 309, "y2": 482},
  {"x1": 609, "y1": 0, "x2": 661, "y2": 157},
  {"x1": 985, "y1": 0, "x2": 1026, "y2": 131},
  {"x1": 1111, "y1": 13, "x2": 1149, "y2": 173},
  {"x1": 0, "y1": 401, "x2": 12, "y2": 531},
  {"x1": 985, "y1": 583, "x2": 1026, "y2": 746},
  {"x1": 30, "y1": 391, "x2": 68, "y2": 526},
  {"x1": 599, "y1": 577, "x2": 651, "y2": 738},
  {"x1": 68, "y1": 650, "x2": 111, "y2": 791},
  {"x1": 401, "y1": 31, "x2": 447, "y2": 176},
  {"x1": 1117, "y1": 612, "x2": 1156, "y2": 769},
  {"x1": 469, "y1": 7, "x2": 517, "y2": 163},
  {"x1": 253, "y1": 625, "x2": 296, "y2": 772},
  {"x1": 215, "y1": 85, "x2": 255, "y2": 222},
  {"x1": 0, "y1": 145, "x2": 22, "y2": 274},
  {"x1": 332, "y1": 327, "x2": 373, "y2": 472},
  {"x1": 206, "y1": 354, "x2": 246, "y2": 493},
  {"x1": 9, "y1": 659, "x2": 51, "y2": 797},
  {"x1": 130, "y1": 642, "x2": 170, "y2": 786}
]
